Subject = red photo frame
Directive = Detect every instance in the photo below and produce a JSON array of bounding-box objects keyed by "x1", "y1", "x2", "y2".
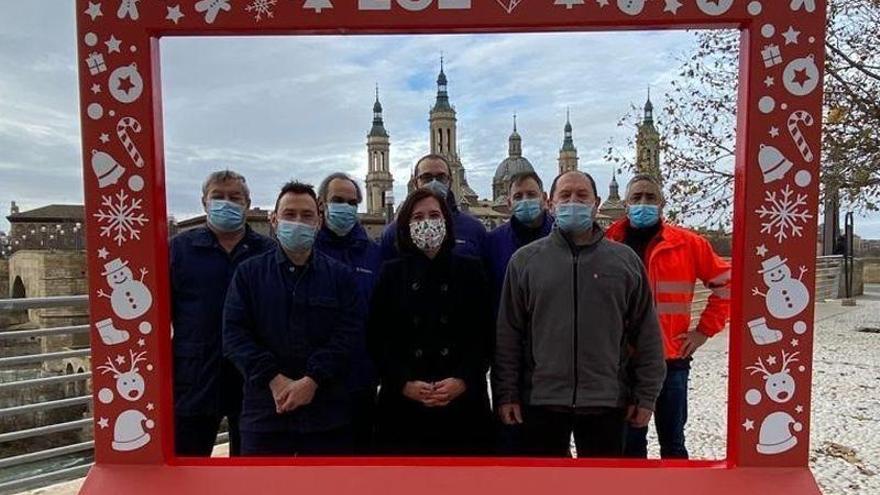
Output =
[{"x1": 76, "y1": 1, "x2": 826, "y2": 493}]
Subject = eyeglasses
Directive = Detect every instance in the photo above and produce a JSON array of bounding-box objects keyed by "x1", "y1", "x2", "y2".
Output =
[{"x1": 417, "y1": 173, "x2": 449, "y2": 184}]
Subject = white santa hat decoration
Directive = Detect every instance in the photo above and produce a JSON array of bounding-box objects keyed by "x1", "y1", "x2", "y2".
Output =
[{"x1": 756, "y1": 411, "x2": 802, "y2": 455}]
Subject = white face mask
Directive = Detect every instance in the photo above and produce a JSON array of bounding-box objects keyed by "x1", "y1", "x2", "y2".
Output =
[{"x1": 409, "y1": 218, "x2": 447, "y2": 252}]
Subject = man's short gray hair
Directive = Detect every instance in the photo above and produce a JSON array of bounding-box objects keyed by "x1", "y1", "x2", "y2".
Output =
[
  {"x1": 318, "y1": 172, "x2": 363, "y2": 204},
  {"x1": 202, "y1": 170, "x2": 250, "y2": 201},
  {"x1": 625, "y1": 173, "x2": 664, "y2": 200}
]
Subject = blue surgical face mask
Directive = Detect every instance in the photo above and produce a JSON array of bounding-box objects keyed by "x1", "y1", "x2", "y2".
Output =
[
  {"x1": 512, "y1": 198, "x2": 543, "y2": 225},
  {"x1": 276, "y1": 220, "x2": 316, "y2": 252},
  {"x1": 206, "y1": 200, "x2": 246, "y2": 233},
  {"x1": 554, "y1": 202, "x2": 594, "y2": 234},
  {"x1": 425, "y1": 179, "x2": 449, "y2": 198},
  {"x1": 628, "y1": 204, "x2": 661, "y2": 229},
  {"x1": 326, "y1": 203, "x2": 358, "y2": 236}
]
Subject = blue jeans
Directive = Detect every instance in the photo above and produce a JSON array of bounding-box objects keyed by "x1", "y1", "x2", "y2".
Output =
[{"x1": 625, "y1": 366, "x2": 689, "y2": 459}]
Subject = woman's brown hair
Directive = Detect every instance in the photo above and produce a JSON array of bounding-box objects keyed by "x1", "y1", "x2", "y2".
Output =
[{"x1": 395, "y1": 188, "x2": 456, "y2": 255}]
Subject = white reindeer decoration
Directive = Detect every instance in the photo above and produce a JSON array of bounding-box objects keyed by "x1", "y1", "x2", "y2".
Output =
[
  {"x1": 747, "y1": 350, "x2": 800, "y2": 404},
  {"x1": 98, "y1": 350, "x2": 147, "y2": 402}
]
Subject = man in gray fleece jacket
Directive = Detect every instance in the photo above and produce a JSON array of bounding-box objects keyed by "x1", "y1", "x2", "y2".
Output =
[{"x1": 494, "y1": 171, "x2": 666, "y2": 457}]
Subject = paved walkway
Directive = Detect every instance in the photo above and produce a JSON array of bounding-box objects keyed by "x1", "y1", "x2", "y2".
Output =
[{"x1": 21, "y1": 290, "x2": 880, "y2": 495}]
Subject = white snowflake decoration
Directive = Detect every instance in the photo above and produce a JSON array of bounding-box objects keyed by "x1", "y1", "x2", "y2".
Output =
[
  {"x1": 755, "y1": 184, "x2": 813, "y2": 243},
  {"x1": 246, "y1": 0, "x2": 276, "y2": 20},
  {"x1": 94, "y1": 190, "x2": 149, "y2": 246}
]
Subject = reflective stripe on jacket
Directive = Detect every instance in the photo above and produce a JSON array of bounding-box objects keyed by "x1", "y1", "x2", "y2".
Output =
[{"x1": 606, "y1": 219, "x2": 731, "y2": 359}]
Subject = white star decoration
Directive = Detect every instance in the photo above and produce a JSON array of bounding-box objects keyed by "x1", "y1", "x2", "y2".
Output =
[
  {"x1": 115, "y1": 354, "x2": 125, "y2": 365},
  {"x1": 167, "y1": 5, "x2": 185, "y2": 24},
  {"x1": 767, "y1": 355, "x2": 778, "y2": 365},
  {"x1": 98, "y1": 417, "x2": 110, "y2": 429},
  {"x1": 99, "y1": 133, "x2": 110, "y2": 144},
  {"x1": 97, "y1": 247, "x2": 109, "y2": 259},
  {"x1": 782, "y1": 26, "x2": 801, "y2": 45},
  {"x1": 769, "y1": 127, "x2": 780, "y2": 138},
  {"x1": 91, "y1": 84, "x2": 101, "y2": 94},
  {"x1": 596, "y1": 0, "x2": 609, "y2": 6},
  {"x1": 743, "y1": 419, "x2": 755, "y2": 431},
  {"x1": 146, "y1": 403, "x2": 155, "y2": 411},
  {"x1": 791, "y1": 338, "x2": 799, "y2": 347},
  {"x1": 764, "y1": 76, "x2": 775, "y2": 87},
  {"x1": 105, "y1": 36, "x2": 121, "y2": 53},
  {"x1": 796, "y1": 405, "x2": 804, "y2": 413},
  {"x1": 138, "y1": 338, "x2": 146, "y2": 347},
  {"x1": 756, "y1": 244, "x2": 768, "y2": 256},
  {"x1": 84, "y1": 2, "x2": 103, "y2": 21},
  {"x1": 664, "y1": 0, "x2": 682, "y2": 14}
]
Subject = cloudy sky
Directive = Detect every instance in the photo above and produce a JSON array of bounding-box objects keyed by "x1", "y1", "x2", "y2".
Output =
[{"x1": 2, "y1": 1, "x2": 879, "y2": 238}]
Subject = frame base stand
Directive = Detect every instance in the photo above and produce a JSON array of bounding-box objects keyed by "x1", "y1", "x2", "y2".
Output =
[{"x1": 78, "y1": 463, "x2": 823, "y2": 495}]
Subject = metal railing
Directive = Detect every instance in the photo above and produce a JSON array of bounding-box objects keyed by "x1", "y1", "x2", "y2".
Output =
[
  {"x1": 0, "y1": 295, "x2": 92, "y2": 494},
  {"x1": 0, "y1": 295, "x2": 231, "y2": 494}
]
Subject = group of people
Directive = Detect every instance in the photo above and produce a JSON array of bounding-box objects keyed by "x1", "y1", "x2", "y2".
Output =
[{"x1": 170, "y1": 153, "x2": 731, "y2": 458}]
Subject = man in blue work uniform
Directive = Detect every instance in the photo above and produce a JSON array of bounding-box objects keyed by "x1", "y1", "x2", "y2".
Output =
[
  {"x1": 314, "y1": 172, "x2": 382, "y2": 453},
  {"x1": 485, "y1": 171, "x2": 553, "y2": 455},
  {"x1": 380, "y1": 154, "x2": 486, "y2": 260},
  {"x1": 223, "y1": 181, "x2": 363, "y2": 455},
  {"x1": 171, "y1": 170, "x2": 274, "y2": 457},
  {"x1": 485, "y1": 171, "x2": 554, "y2": 313}
]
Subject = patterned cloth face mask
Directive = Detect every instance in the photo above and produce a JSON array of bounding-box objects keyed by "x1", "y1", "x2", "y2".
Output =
[{"x1": 409, "y1": 218, "x2": 447, "y2": 252}]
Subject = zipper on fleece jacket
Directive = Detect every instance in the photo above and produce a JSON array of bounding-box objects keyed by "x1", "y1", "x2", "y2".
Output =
[{"x1": 571, "y1": 250, "x2": 580, "y2": 408}]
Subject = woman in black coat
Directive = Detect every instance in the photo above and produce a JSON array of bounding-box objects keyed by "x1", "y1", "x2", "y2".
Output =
[{"x1": 368, "y1": 188, "x2": 493, "y2": 456}]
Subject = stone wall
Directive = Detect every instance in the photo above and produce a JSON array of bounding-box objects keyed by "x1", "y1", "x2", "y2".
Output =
[
  {"x1": 864, "y1": 258, "x2": 880, "y2": 284},
  {"x1": 7, "y1": 251, "x2": 89, "y2": 335},
  {"x1": 0, "y1": 258, "x2": 8, "y2": 298}
]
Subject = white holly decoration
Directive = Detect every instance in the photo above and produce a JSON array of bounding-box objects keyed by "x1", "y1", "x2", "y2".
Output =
[
  {"x1": 94, "y1": 190, "x2": 149, "y2": 246},
  {"x1": 195, "y1": 0, "x2": 232, "y2": 24},
  {"x1": 755, "y1": 185, "x2": 813, "y2": 243},
  {"x1": 246, "y1": 0, "x2": 277, "y2": 20},
  {"x1": 97, "y1": 257, "x2": 154, "y2": 320}
]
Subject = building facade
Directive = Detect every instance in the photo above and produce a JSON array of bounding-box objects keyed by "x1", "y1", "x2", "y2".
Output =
[
  {"x1": 365, "y1": 87, "x2": 394, "y2": 217},
  {"x1": 635, "y1": 91, "x2": 662, "y2": 180}
]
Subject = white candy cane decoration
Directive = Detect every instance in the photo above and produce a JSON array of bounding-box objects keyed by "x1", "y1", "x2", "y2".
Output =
[
  {"x1": 116, "y1": 117, "x2": 144, "y2": 168},
  {"x1": 787, "y1": 111, "x2": 814, "y2": 163}
]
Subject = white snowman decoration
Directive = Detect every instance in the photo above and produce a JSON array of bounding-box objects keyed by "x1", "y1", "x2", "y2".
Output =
[
  {"x1": 617, "y1": 0, "x2": 645, "y2": 16},
  {"x1": 98, "y1": 258, "x2": 153, "y2": 320},
  {"x1": 752, "y1": 255, "x2": 810, "y2": 320}
]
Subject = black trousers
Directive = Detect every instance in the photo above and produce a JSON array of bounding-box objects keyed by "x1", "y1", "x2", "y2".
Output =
[
  {"x1": 522, "y1": 406, "x2": 627, "y2": 458},
  {"x1": 241, "y1": 427, "x2": 353, "y2": 456},
  {"x1": 175, "y1": 413, "x2": 241, "y2": 457},
  {"x1": 350, "y1": 389, "x2": 378, "y2": 454}
]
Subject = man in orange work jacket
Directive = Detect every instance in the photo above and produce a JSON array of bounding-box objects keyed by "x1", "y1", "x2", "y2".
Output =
[{"x1": 607, "y1": 174, "x2": 731, "y2": 459}]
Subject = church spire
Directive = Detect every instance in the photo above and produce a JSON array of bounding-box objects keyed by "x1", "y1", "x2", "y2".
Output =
[
  {"x1": 608, "y1": 169, "x2": 621, "y2": 202},
  {"x1": 433, "y1": 54, "x2": 452, "y2": 112},
  {"x1": 561, "y1": 107, "x2": 576, "y2": 152},
  {"x1": 643, "y1": 86, "x2": 654, "y2": 124},
  {"x1": 369, "y1": 84, "x2": 388, "y2": 138},
  {"x1": 508, "y1": 113, "x2": 522, "y2": 157}
]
